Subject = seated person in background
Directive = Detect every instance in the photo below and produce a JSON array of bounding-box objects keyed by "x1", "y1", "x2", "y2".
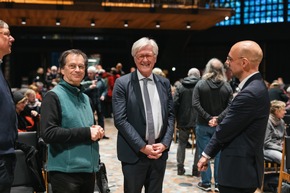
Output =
[
  {"x1": 268, "y1": 81, "x2": 289, "y2": 102},
  {"x1": 24, "y1": 88, "x2": 41, "y2": 131},
  {"x1": 29, "y1": 84, "x2": 43, "y2": 102},
  {"x1": 25, "y1": 88, "x2": 41, "y2": 115},
  {"x1": 285, "y1": 86, "x2": 290, "y2": 111},
  {"x1": 264, "y1": 100, "x2": 287, "y2": 164},
  {"x1": 13, "y1": 91, "x2": 36, "y2": 132}
]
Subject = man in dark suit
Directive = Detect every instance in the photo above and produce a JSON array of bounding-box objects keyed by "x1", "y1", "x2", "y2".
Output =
[
  {"x1": 112, "y1": 37, "x2": 174, "y2": 193},
  {"x1": 197, "y1": 40, "x2": 270, "y2": 193}
]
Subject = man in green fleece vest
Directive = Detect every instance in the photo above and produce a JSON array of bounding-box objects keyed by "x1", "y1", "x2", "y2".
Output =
[{"x1": 40, "y1": 49, "x2": 104, "y2": 193}]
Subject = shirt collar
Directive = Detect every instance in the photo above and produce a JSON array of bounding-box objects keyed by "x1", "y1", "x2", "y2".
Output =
[
  {"x1": 137, "y1": 70, "x2": 153, "y2": 81},
  {"x1": 238, "y1": 71, "x2": 259, "y2": 90}
]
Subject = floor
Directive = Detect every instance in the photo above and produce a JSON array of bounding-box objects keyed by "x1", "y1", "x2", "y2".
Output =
[{"x1": 98, "y1": 118, "x2": 217, "y2": 193}]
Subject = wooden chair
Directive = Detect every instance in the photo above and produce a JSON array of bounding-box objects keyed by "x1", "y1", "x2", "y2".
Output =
[
  {"x1": 260, "y1": 158, "x2": 280, "y2": 193},
  {"x1": 277, "y1": 136, "x2": 290, "y2": 193}
]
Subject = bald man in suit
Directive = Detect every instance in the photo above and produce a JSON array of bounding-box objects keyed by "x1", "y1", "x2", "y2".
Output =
[{"x1": 197, "y1": 40, "x2": 270, "y2": 193}]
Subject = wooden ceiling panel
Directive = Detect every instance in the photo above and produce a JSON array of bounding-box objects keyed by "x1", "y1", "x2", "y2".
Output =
[{"x1": 0, "y1": 2, "x2": 234, "y2": 30}]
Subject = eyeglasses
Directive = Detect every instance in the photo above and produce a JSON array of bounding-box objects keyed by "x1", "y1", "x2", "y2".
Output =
[
  {"x1": 226, "y1": 56, "x2": 245, "y2": 63},
  {"x1": 0, "y1": 31, "x2": 11, "y2": 38},
  {"x1": 66, "y1": 64, "x2": 86, "y2": 70},
  {"x1": 135, "y1": 54, "x2": 155, "y2": 61}
]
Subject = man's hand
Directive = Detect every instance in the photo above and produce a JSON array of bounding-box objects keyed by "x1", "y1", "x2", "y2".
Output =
[
  {"x1": 100, "y1": 95, "x2": 105, "y2": 101},
  {"x1": 90, "y1": 125, "x2": 104, "y2": 141},
  {"x1": 140, "y1": 143, "x2": 167, "y2": 159},
  {"x1": 197, "y1": 156, "x2": 209, "y2": 171},
  {"x1": 208, "y1": 116, "x2": 218, "y2": 127},
  {"x1": 31, "y1": 110, "x2": 39, "y2": 117}
]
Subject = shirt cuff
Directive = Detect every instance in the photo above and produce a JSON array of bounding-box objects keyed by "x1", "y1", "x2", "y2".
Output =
[{"x1": 202, "y1": 152, "x2": 211, "y2": 160}]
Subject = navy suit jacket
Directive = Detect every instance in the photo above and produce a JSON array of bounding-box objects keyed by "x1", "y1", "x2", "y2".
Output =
[
  {"x1": 204, "y1": 73, "x2": 270, "y2": 188},
  {"x1": 112, "y1": 71, "x2": 175, "y2": 164}
]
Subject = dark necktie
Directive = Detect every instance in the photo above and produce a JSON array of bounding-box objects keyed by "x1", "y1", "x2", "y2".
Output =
[{"x1": 143, "y1": 78, "x2": 155, "y2": 144}]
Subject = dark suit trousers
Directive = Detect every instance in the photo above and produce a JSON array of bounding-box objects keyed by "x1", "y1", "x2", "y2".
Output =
[
  {"x1": 122, "y1": 155, "x2": 166, "y2": 193},
  {"x1": 219, "y1": 184, "x2": 256, "y2": 193},
  {"x1": 49, "y1": 171, "x2": 95, "y2": 193},
  {"x1": 0, "y1": 153, "x2": 16, "y2": 193}
]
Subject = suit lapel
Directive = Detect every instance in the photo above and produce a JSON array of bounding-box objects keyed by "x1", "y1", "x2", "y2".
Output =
[
  {"x1": 131, "y1": 71, "x2": 146, "y2": 120},
  {"x1": 154, "y1": 75, "x2": 166, "y2": 125}
]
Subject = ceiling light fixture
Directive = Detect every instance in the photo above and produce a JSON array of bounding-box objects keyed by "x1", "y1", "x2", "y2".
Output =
[
  {"x1": 21, "y1": 17, "x2": 26, "y2": 25},
  {"x1": 124, "y1": 20, "x2": 128, "y2": 28},
  {"x1": 56, "y1": 18, "x2": 61, "y2": 26},
  {"x1": 186, "y1": 22, "x2": 191, "y2": 29},
  {"x1": 91, "y1": 19, "x2": 95, "y2": 27},
  {"x1": 155, "y1": 21, "x2": 160, "y2": 28}
]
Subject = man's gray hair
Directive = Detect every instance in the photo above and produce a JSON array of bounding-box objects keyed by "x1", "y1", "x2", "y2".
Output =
[
  {"x1": 202, "y1": 58, "x2": 227, "y2": 82},
  {"x1": 0, "y1": 20, "x2": 9, "y2": 29},
  {"x1": 187, "y1": 68, "x2": 200, "y2": 78},
  {"x1": 131, "y1": 37, "x2": 158, "y2": 57}
]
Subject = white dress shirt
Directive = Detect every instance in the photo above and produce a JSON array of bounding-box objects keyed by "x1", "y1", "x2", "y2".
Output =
[{"x1": 137, "y1": 70, "x2": 163, "y2": 140}]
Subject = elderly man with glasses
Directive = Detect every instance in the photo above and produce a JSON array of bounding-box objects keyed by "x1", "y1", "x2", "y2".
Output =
[{"x1": 0, "y1": 19, "x2": 17, "y2": 193}]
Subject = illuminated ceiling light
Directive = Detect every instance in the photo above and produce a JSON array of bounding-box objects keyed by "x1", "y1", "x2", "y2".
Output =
[
  {"x1": 225, "y1": 16, "x2": 229, "y2": 20},
  {"x1": 21, "y1": 17, "x2": 26, "y2": 25},
  {"x1": 90, "y1": 19, "x2": 95, "y2": 27},
  {"x1": 155, "y1": 21, "x2": 160, "y2": 28},
  {"x1": 124, "y1": 20, "x2": 128, "y2": 28},
  {"x1": 186, "y1": 22, "x2": 191, "y2": 29},
  {"x1": 56, "y1": 18, "x2": 61, "y2": 26}
]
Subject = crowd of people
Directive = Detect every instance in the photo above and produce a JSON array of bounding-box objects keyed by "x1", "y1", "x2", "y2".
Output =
[{"x1": 2, "y1": 18, "x2": 290, "y2": 193}]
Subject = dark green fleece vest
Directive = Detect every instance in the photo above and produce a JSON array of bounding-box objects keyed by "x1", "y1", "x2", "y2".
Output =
[{"x1": 47, "y1": 80, "x2": 99, "y2": 173}]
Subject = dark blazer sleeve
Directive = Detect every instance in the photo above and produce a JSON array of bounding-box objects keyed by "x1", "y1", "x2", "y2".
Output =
[
  {"x1": 40, "y1": 91, "x2": 91, "y2": 144},
  {"x1": 203, "y1": 73, "x2": 270, "y2": 188}
]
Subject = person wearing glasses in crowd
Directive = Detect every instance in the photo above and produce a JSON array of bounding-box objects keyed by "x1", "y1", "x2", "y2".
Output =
[
  {"x1": 40, "y1": 49, "x2": 104, "y2": 193},
  {"x1": 112, "y1": 37, "x2": 174, "y2": 193},
  {"x1": 0, "y1": 20, "x2": 17, "y2": 193},
  {"x1": 197, "y1": 40, "x2": 270, "y2": 193}
]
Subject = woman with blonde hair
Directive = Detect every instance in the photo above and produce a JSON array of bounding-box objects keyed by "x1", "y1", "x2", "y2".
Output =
[{"x1": 264, "y1": 100, "x2": 287, "y2": 164}]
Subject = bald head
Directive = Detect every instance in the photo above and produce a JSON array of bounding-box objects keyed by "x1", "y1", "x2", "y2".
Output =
[
  {"x1": 232, "y1": 40, "x2": 263, "y2": 68},
  {"x1": 227, "y1": 40, "x2": 263, "y2": 81},
  {"x1": 188, "y1": 68, "x2": 200, "y2": 78}
]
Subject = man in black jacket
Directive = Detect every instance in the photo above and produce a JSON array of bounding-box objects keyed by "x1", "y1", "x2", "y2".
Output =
[
  {"x1": 174, "y1": 68, "x2": 200, "y2": 176},
  {"x1": 0, "y1": 19, "x2": 17, "y2": 193},
  {"x1": 193, "y1": 58, "x2": 233, "y2": 192}
]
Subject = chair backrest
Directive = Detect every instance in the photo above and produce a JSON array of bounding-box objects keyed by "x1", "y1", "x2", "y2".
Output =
[
  {"x1": 17, "y1": 131, "x2": 37, "y2": 147},
  {"x1": 11, "y1": 131, "x2": 38, "y2": 193},
  {"x1": 284, "y1": 115, "x2": 290, "y2": 135},
  {"x1": 277, "y1": 136, "x2": 290, "y2": 193},
  {"x1": 12, "y1": 150, "x2": 33, "y2": 186}
]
